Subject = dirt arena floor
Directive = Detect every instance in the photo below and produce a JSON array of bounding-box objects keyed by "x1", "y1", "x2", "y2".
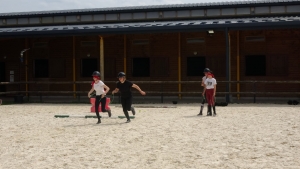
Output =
[{"x1": 0, "y1": 103, "x2": 299, "y2": 169}]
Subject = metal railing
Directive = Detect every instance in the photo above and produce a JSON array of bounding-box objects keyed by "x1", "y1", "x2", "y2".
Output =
[{"x1": 1, "y1": 81, "x2": 300, "y2": 103}]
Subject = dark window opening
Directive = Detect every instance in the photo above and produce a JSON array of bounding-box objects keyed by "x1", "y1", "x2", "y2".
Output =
[
  {"x1": 187, "y1": 57, "x2": 206, "y2": 76},
  {"x1": 245, "y1": 55, "x2": 266, "y2": 76},
  {"x1": 81, "y1": 58, "x2": 98, "y2": 77},
  {"x1": 132, "y1": 58, "x2": 150, "y2": 77},
  {"x1": 34, "y1": 59, "x2": 49, "y2": 78}
]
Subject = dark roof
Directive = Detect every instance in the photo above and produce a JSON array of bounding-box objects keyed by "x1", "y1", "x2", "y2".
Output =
[
  {"x1": 0, "y1": 0, "x2": 300, "y2": 17},
  {"x1": 1, "y1": 16, "x2": 299, "y2": 37}
]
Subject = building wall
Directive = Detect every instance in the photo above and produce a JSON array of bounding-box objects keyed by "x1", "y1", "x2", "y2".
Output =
[
  {"x1": 236, "y1": 29, "x2": 300, "y2": 97},
  {"x1": 0, "y1": 29, "x2": 299, "y2": 97}
]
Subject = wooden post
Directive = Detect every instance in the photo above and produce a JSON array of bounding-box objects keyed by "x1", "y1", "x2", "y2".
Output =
[
  {"x1": 228, "y1": 31, "x2": 231, "y2": 101},
  {"x1": 178, "y1": 33, "x2": 182, "y2": 99},
  {"x1": 25, "y1": 38, "x2": 28, "y2": 96},
  {"x1": 124, "y1": 35, "x2": 127, "y2": 74},
  {"x1": 237, "y1": 31, "x2": 240, "y2": 100},
  {"x1": 225, "y1": 28, "x2": 230, "y2": 103},
  {"x1": 72, "y1": 36, "x2": 76, "y2": 97},
  {"x1": 100, "y1": 36, "x2": 104, "y2": 80}
]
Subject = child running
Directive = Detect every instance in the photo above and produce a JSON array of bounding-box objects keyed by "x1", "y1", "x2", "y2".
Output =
[
  {"x1": 88, "y1": 71, "x2": 111, "y2": 124},
  {"x1": 111, "y1": 72, "x2": 146, "y2": 123},
  {"x1": 202, "y1": 72, "x2": 217, "y2": 116}
]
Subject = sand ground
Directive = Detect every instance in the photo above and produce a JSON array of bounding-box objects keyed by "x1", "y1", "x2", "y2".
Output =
[{"x1": 0, "y1": 103, "x2": 299, "y2": 169}]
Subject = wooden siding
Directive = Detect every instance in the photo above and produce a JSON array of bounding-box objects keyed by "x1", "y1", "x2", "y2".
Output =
[{"x1": 0, "y1": 29, "x2": 299, "y2": 97}]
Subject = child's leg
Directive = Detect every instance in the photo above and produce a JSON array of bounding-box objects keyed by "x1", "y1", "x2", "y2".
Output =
[
  {"x1": 213, "y1": 106, "x2": 216, "y2": 116},
  {"x1": 125, "y1": 97, "x2": 135, "y2": 116},
  {"x1": 198, "y1": 94, "x2": 205, "y2": 115},
  {"x1": 100, "y1": 97, "x2": 111, "y2": 117},
  {"x1": 121, "y1": 97, "x2": 130, "y2": 122},
  {"x1": 206, "y1": 89, "x2": 213, "y2": 116},
  {"x1": 95, "y1": 96, "x2": 101, "y2": 123},
  {"x1": 212, "y1": 95, "x2": 216, "y2": 116}
]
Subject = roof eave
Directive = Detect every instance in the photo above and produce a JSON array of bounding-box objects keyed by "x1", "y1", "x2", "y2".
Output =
[{"x1": 1, "y1": 21, "x2": 300, "y2": 38}]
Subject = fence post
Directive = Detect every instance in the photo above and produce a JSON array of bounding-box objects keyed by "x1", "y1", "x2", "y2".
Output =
[
  {"x1": 36, "y1": 81, "x2": 42, "y2": 102},
  {"x1": 161, "y1": 82, "x2": 164, "y2": 103},
  {"x1": 253, "y1": 82, "x2": 256, "y2": 103},
  {"x1": 26, "y1": 83, "x2": 29, "y2": 102},
  {"x1": 77, "y1": 83, "x2": 80, "y2": 102}
]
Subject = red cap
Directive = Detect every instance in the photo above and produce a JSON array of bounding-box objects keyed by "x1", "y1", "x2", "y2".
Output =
[
  {"x1": 93, "y1": 76, "x2": 100, "y2": 80},
  {"x1": 207, "y1": 72, "x2": 214, "y2": 77}
]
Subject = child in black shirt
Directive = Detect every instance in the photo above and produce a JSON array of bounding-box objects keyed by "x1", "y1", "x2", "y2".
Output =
[{"x1": 112, "y1": 72, "x2": 146, "y2": 123}]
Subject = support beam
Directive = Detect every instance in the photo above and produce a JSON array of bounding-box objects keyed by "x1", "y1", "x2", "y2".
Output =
[
  {"x1": 100, "y1": 36, "x2": 104, "y2": 80},
  {"x1": 72, "y1": 36, "x2": 76, "y2": 97},
  {"x1": 25, "y1": 38, "x2": 28, "y2": 96},
  {"x1": 225, "y1": 28, "x2": 230, "y2": 103},
  {"x1": 237, "y1": 31, "x2": 240, "y2": 100},
  {"x1": 124, "y1": 35, "x2": 127, "y2": 74},
  {"x1": 178, "y1": 33, "x2": 182, "y2": 99}
]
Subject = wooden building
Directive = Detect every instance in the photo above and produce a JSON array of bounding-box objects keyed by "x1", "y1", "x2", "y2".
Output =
[{"x1": 0, "y1": 0, "x2": 300, "y2": 102}]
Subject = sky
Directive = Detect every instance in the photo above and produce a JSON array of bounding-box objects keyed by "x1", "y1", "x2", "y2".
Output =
[{"x1": 0, "y1": 0, "x2": 231, "y2": 13}]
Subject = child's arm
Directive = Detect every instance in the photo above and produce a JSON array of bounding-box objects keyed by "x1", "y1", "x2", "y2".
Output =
[
  {"x1": 132, "y1": 84, "x2": 146, "y2": 95},
  {"x1": 202, "y1": 85, "x2": 206, "y2": 96},
  {"x1": 213, "y1": 84, "x2": 217, "y2": 96},
  {"x1": 111, "y1": 88, "x2": 119, "y2": 94},
  {"x1": 102, "y1": 85, "x2": 110, "y2": 98},
  {"x1": 88, "y1": 87, "x2": 95, "y2": 98},
  {"x1": 201, "y1": 78, "x2": 205, "y2": 86}
]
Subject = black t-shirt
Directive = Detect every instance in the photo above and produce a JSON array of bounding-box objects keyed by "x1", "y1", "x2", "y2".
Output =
[{"x1": 116, "y1": 80, "x2": 133, "y2": 97}]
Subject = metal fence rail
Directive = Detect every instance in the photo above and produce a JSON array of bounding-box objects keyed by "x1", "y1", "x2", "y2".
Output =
[{"x1": 1, "y1": 81, "x2": 300, "y2": 103}]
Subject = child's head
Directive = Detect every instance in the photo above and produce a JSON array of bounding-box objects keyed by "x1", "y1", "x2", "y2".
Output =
[
  {"x1": 117, "y1": 72, "x2": 126, "y2": 83},
  {"x1": 92, "y1": 71, "x2": 101, "y2": 81},
  {"x1": 203, "y1": 68, "x2": 211, "y2": 76},
  {"x1": 207, "y1": 72, "x2": 214, "y2": 78}
]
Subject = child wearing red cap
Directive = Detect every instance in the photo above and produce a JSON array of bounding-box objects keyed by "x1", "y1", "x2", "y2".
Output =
[
  {"x1": 202, "y1": 72, "x2": 217, "y2": 116},
  {"x1": 88, "y1": 71, "x2": 111, "y2": 124}
]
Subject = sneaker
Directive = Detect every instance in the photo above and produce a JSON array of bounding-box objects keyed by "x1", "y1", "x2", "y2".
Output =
[
  {"x1": 197, "y1": 112, "x2": 202, "y2": 116},
  {"x1": 126, "y1": 119, "x2": 131, "y2": 123},
  {"x1": 107, "y1": 110, "x2": 112, "y2": 117},
  {"x1": 97, "y1": 119, "x2": 101, "y2": 124},
  {"x1": 131, "y1": 107, "x2": 136, "y2": 115}
]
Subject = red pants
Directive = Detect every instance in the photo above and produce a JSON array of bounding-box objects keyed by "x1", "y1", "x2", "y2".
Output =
[{"x1": 205, "y1": 89, "x2": 215, "y2": 106}]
